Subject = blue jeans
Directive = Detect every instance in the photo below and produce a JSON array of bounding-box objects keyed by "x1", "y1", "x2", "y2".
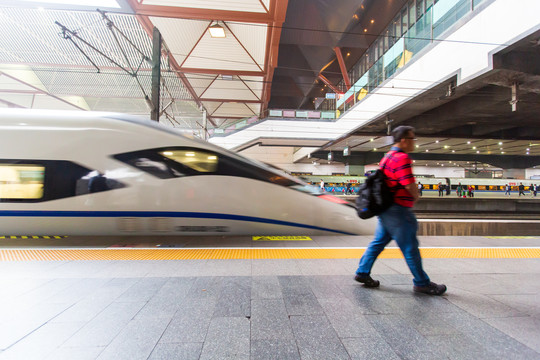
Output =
[{"x1": 356, "y1": 204, "x2": 430, "y2": 286}]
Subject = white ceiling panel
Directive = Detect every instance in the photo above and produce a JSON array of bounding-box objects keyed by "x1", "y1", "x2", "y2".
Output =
[
  {"x1": 226, "y1": 22, "x2": 267, "y2": 68},
  {"x1": 246, "y1": 103, "x2": 261, "y2": 116},
  {"x1": 212, "y1": 102, "x2": 255, "y2": 117},
  {"x1": 203, "y1": 77, "x2": 259, "y2": 100},
  {"x1": 31, "y1": 94, "x2": 84, "y2": 110},
  {"x1": 182, "y1": 28, "x2": 262, "y2": 72},
  {"x1": 0, "y1": 94, "x2": 35, "y2": 108},
  {"x1": 0, "y1": 8, "x2": 152, "y2": 68},
  {"x1": 141, "y1": 0, "x2": 267, "y2": 13},
  {"x1": 185, "y1": 73, "x2": 217, "y2": 97},
  {"x1": 150, "y1": 17, "x2": 210, "y2": 67},
  {"x1": 240, "y1": 75, "x2": 264, "y2": 99},
  {"x1": 0, "y1": 74, "x2": 38, "y2": 92},
  {"x1": 202, "y1": 101, "x2": 222, "y2": 115}
]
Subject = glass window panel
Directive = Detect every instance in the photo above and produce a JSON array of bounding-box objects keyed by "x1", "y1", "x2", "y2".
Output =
[
  {"x1": 161, "y1": 149, "x2": 218, "y2": 173},
  {"x1": 416, "y1": 0, "x2": 424, "y2": 19},
  {"x1": 0, "y1": 164, "x2": 44, "y2": 199},
  {"x1": 401, "y1": 9, "x2": 408, "y2": 34},
  {"x1": 408, "y1": 0, "x2": 416, "y2": 27},
  {"x1": 394, "y1": 15, "x2": 401, "y2": 37}
]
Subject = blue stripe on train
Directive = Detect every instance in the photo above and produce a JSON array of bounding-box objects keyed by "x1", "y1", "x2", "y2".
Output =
[{"x1": 0, "y1": 210, "x2": 355, "y2": 235}]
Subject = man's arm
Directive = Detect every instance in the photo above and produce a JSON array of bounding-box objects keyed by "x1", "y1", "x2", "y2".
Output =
[{"x1": 405, "y1": 183, "x2": 419, "y2": 202}]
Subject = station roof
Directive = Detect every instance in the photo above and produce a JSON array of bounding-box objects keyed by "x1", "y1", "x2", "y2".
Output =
[{"x1": 1, "y1": 0, "x2": 539, "y2": 168}]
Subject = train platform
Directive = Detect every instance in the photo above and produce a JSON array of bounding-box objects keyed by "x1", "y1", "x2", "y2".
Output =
[{"x1": 0, "y1": 235, "x2": 539, "y2": 360}]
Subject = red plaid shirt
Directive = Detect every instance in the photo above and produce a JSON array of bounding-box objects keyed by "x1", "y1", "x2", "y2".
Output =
[{"x1": 380, "y1": 146, "x2": 416, "y2": 208}]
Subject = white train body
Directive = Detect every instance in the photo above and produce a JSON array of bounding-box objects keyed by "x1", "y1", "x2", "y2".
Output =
[{"x1": 0, "y1": 110, "x2": 376, "y2": 236}]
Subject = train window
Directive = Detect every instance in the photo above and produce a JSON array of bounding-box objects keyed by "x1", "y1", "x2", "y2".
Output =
[
  {"x1": 0, "y1": 164, "x2": 44, "y2": 199},
  {"x1": 114, "y1": 147, "x2": 304, "y2": 188},
  {"x1": 160, "y1": 150, "x2": 218, "y2": 172},
  {"x1": 0, "y1": 160, "x2": 125, "y2": 202}
]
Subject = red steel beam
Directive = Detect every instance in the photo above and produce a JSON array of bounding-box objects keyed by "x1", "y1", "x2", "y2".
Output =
[
  {"x1": 128, "y1": 0, "x2": 273, "y2": 23},
  {"x1": 334, "y1": 47, "x2": 351, "y2": 89},
  {"x1": 201, "y1": 98, "x2": 263, "y2": 103},
  {"x1": 261, "y1": 0, "x2": 288, "y2": 113},
  {"x1": 317, "y1": 74, "x2": 341, "y2": 95},
  {"x1": 179, "y1": 68, "x2": 265, "y2": 77}
]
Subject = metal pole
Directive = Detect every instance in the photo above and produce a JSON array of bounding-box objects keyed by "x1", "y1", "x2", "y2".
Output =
[
  {"x1": 202, "y1": 109, "x2": 208, "y2": 140},
  {"x1": 151, "y1": 26, "x2": 162, "y2": 121}
]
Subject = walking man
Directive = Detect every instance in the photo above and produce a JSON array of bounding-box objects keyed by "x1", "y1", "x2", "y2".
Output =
[{"x1": 354, "y1": 126, "x2": 447, "y2": 295}]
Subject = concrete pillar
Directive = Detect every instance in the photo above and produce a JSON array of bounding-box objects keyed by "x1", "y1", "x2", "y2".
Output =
[
  {"x1": 346, "y1": 164, "x2": 364, "y2": 176},
  {"x1": 502, "y1": 168, "x2": 526, "y2": 179}
]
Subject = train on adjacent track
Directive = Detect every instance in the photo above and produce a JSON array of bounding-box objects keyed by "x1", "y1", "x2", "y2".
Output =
[{"x1": 0, "y1": 109, "x2": 376, "y2": 236}]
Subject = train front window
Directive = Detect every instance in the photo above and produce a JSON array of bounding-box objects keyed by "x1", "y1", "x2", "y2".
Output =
[
  {"x1": 160, "y1": 150, "x2": 218, "y2": 172},
  {"x1": 0, "y1": 164, "x2": 44, "y2": 199}
]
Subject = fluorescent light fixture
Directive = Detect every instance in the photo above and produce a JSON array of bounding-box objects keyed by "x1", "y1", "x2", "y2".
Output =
[{"x1": 209, "y1": 22, "x2": 226, "y2": 38}]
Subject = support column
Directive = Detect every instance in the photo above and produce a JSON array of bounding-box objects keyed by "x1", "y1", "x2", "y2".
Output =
[{"x1": 150, "y1": 26, "x2": 161, "y2": 121}]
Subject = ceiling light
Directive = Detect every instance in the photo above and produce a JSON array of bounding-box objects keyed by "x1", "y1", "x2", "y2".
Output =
[
  {"x1": 501, "y1": 151, "x2": 505, "y2": 154},
  {"x1": 415, "y1": 145, "x2": 419, "y2": 148},
  {"x1": 467, "y1": 141, "x2": 471, "y2": 144},
  {"x1": 526, "y1": 148, "x2": 530, "y2": 151},
  {"x1": 209, "y1": 22, "x2": 226, "y2": 38},
  {"x1": 476, "y1": 151, "x2": 480, "y2": 153},
  {"x1": 498, "y1": 142, "x2": 503, "y2": 145},
  {"x1": 347, "y1": 52, "x2": 350, "y2": 56},
  {"x1": 435, "y1": 140, "x2": 439, "y2": 143},
  {"x1": 452, "y1": 150, "x2": 455, "y2": 153},
  {"x1": 472, "y1": 146, "x2": 476, "y2": 149},
  {"x1": 370, "y1": 19, "x2": 375, "y2": 24},
  {"x1": 425, "y1": 149, "x2": 429, "y2": 152},
  {"x1": 444, "y1": 145, "x2": 449, "y2": 149},
  {"x1": 221, "y1": 74, "x2": 233, "y2": 80},
  {"x1": 526, "y1": 152, "x2": 530, "y2": 155},
  {"x1": 364, "y1": 28, "x2": 368, "y2": 32}
]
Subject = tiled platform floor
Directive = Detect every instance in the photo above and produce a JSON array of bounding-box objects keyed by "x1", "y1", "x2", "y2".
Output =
[{"x1": 0, "y1": 235, "x2": 539, "y2": 360}]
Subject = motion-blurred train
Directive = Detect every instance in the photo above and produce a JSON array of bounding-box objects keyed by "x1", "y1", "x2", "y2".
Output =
[{"x1": 0, "y1": 109, "x2": 376, "y2": 236}]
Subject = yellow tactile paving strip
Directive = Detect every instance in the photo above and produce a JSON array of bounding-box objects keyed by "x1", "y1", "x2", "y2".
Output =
[{"x1": 0, "y1": 247, "x2": 539, "y2": 261}]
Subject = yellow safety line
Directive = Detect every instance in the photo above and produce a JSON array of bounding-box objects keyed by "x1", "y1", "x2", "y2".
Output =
[{"x1": 0, "y1": 247, "x2": 539, "y2": 261}]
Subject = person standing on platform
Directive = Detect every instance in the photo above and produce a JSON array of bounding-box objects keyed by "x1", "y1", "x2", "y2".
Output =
[
  {"x1": 417, "y1": 182, "x2": 423, "y2": 196},
  {"x1": 531, "y1": 184, "x2": 535, "y2": 196},
  {"x1": 457, "y1": 183, "x2": 462, "y2": 197},
  {"x1": 519, "y1": 183, "x2": 525, "y2": 196},
  {"x1": 346, "y1": 182, "x2": 352, "y2": 195},
  {"x1": 354, "y1": 125, "x2": 447, "y2": 296},
  {"x1": 535, "y1": 184, "x2": 539, "y2": 197},
  {"x1": 320, "y1": 179, "x2": 325, "y2": 192},
  {"x1": 504, "y1": 184, "x2": 511, "y2": 196},
  {"x1": 438, "y1": 182, "x2": 444, "y2": 197}
]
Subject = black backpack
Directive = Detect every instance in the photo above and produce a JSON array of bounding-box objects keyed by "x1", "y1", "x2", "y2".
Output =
[{"x1": 356, "y1": 162, "x2": 394, "y2": 219}]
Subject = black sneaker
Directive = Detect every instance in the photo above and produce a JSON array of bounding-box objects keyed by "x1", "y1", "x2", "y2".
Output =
[
  {"x1": 413, "y1": 282, "x2": 447, "y2": 296},
  {"x1": 354, "y1": 274, "x2": 380, "y2": 288}
]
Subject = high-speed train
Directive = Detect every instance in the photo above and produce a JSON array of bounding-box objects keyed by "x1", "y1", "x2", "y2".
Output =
[{"x1": 0, "y1": 109, "x2": 376, "y2": 236}]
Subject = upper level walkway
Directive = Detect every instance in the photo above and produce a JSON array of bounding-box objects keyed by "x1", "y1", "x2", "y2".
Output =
[{"x1": 209, "y1": 0, "x2": 540, "y2": 151}]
